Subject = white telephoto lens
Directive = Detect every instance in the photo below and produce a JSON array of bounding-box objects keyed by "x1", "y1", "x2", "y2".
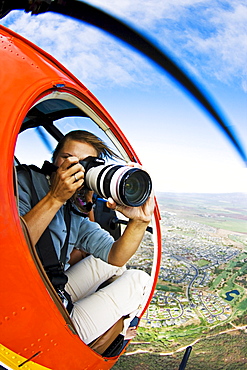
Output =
[{"x1": 109, "y1": 166, "x2": 132, "y2": 205}]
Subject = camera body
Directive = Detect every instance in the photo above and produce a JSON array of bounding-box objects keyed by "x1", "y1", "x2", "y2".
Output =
[
  {"x1": 79, "y1": 156, "x2": 152, "y2": 207},
  {"x1": 79, "y1": 156, "x2": 105, "y2": 173}
]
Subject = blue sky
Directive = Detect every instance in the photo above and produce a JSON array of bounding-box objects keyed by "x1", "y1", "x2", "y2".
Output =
[{"x1": 1, "y1": 0, "x2": 247, "y2": 193}]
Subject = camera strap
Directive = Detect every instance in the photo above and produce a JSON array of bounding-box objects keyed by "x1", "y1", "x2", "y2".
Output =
[{"x1": 17, "y1": 164, "x2": 73, "y2": 314}]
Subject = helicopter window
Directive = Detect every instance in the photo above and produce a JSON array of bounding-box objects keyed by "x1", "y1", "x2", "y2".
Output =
[
  {"x1": 21, "y1": 99, "x2": 87, "y2": 132},
  {"x1": 15, "y1": 118, "x2": 123, "y2": 168},
  {"x1": 54, "y1": 116, "x2": 119, "y2": 155},
  {"x1": 14, "y1": 92, "x2": 156, "y2": 356},
  {"x1": 26, "y1": 99, "x2": 81, "y2": 116},
  {"x1": 18, "y1": 93, "x2": 127, "y2": 164},
  {"x1": 15, "y1": 126, "x2": 57, "y2": 167}
]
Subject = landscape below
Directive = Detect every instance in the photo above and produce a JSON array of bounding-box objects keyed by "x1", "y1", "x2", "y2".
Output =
[{"x1": 114, "y1": 192, "x2": 247, "y2": 369}]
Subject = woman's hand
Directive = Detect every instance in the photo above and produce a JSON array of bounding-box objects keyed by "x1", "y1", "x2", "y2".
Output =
[
  {"x1": 106, "y1": 162, "x2": 154, "y2": 224},
  {"x1": 49, "y1": 156, "x2": 85, "y2": 205},
  {"x1": 106, "y1": 193, "x2": 154, "y2": 224}
]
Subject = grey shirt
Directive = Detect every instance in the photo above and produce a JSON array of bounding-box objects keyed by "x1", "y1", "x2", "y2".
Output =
[{"x1": 17, "y1": 167, "x2": 114, "y2": 270}]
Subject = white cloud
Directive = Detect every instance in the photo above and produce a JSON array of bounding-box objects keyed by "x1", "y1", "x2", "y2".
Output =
[
  {"x1": 2, "y1": 10, "x2": 170, "y2": 91},
  {"x1": 181, "y1": 3, "x2": 247, "y2": 91},
  {"x1": 85, "y1": 0, "x2": 247, "y2": 91},
  {"x1": 1, "y1": 1, "x2": 246, "y2": 92},
  {"x1": 84, "y1": 0, "x2": 204, "y2": 26}
]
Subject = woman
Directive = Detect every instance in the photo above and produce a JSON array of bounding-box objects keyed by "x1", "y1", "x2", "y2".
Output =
[{"x1": 18, "y1": 130, "x2": 154, "y2": 345}]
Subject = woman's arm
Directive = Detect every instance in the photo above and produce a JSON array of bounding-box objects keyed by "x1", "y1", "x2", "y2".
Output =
[
  {"x1": 107, "y1": 194, "x2": 154, "y2": 267},
  {"x1": 22, "y1": 156, "x2": 85, "y2": 245},
  {"x1": 68, "y1": 248, "x2": 90, "y2": 266}
]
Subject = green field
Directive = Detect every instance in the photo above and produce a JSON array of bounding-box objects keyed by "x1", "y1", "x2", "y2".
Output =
[
  {"x1": 156, "y1": 192, "x2": 247, "y2": 234},
  {"x1": 156, "y1": 281, "x2": 183, "y2": 292}
]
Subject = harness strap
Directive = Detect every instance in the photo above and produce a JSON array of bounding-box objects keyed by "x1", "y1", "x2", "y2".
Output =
[
  {"x1": 60, "y1": 200, "x2": 71, "y2": 266},
  {"x1": 17, "y1": 164, "x2": 73, "y2": 314}
]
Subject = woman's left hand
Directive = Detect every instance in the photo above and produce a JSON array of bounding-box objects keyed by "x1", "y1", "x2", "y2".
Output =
[{"x1": 106, "y1": 192, "x2": 154, "y2": 224}]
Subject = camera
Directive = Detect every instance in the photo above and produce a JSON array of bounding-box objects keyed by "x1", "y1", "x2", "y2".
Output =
[{"x1": 79, "y1": 156, "x2": 152, "y2": 207}]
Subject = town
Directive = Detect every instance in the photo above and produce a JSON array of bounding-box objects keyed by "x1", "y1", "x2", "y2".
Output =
[{"x1": 127, "y1": 207, "x2": 247, "y2": 335}]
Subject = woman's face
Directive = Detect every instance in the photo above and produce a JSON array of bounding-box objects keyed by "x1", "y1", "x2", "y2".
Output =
[{"x1": 54, "y1": 139, "x2": 97, "y2": 167}]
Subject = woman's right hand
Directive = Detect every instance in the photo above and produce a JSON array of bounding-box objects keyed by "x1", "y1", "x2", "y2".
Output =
[{"x1": 49, "y1": 156, "x2": 85, "y2": 205}]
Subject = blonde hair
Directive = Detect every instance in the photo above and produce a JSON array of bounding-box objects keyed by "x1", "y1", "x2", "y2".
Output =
[{"x1": 52, "y1": 130, "x2": 120, "y2": 162}]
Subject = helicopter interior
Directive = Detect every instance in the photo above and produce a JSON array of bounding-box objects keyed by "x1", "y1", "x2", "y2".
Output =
[{"x1": 14, "y1": 92, "x2": 156, "y2": 357}]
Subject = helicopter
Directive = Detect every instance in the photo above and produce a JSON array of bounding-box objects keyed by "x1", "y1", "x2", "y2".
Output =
[{"x1": 0, "y1": 1, "x2": 246, "y2": 370}]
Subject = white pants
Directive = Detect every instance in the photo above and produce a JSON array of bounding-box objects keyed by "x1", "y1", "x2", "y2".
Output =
[{"x1": 65, "y1": 255, "x2": 150, "y2": 344}]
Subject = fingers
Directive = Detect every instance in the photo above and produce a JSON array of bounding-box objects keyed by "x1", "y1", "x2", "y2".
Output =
[
  {"x1": 50, "y1": 157, "x2": 86, "y2": 203},
  {"x1": 126, "y1": 161, "x2": 142, "y2": 169},
  {"x1": 106, "y1": 197, "x2": 126, "y2": 211},
  {"x1": 59, "y1": 156, "x2": 78, "y2": 170},
  {"x1": 106, "y1": 197, "x2": 117, "y2": 209},
  {"x1": 60, "y1": 157, "x2": 84, "y2": 176},
  {"x1": 58, "y1": 157, "x2": 85, "y2": 185},
  {"x1": 126, "y1": 162, "x2": 151, "y2": 179}
]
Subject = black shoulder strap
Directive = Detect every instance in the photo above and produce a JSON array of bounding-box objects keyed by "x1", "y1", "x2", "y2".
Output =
[
  {"x1": 17, "y1": 164, "x2": 74, "y2": 313},
  {"x1": 17, "y1": 165, "x2": 72, "y2": 295},
  {"x1": 17, "y1": 165, "x2": 62, "y2": 262},
  {"x1": 60, "y1": 200, "x2": 71, "y2": 267},
  {"x1": 17, "y1": 164, "x2": 70, "y2": 267}
]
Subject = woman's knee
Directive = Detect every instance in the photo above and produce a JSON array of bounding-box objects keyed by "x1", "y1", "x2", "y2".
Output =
[{"x1": 122, "y1": 269, "x2": 151, "y2": 288}]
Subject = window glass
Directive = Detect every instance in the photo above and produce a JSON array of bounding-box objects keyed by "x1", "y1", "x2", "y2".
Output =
[
  {"x1": 15, "y1": 127, "x2": 56, "y2": 167},
  {"x1": 15, "y1": 116, "x2": 122, "y2": 167}
]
